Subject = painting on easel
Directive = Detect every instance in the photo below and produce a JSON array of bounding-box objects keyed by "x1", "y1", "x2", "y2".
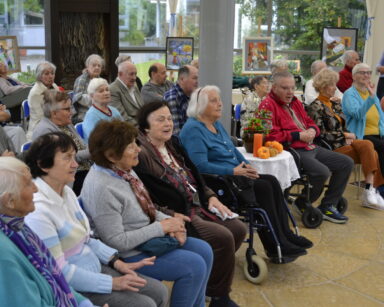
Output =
[
  {"x1": 243, "y1": 37, "x2": 273, "y2": 74},
  {"x1": 0, "y1": 36, "x2": 20, "y2": 73}
]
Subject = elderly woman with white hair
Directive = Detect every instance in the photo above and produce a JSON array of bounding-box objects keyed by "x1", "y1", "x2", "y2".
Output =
[
  {"x1": 27, "y1": 61, "x2": 60, "y2": 140},
  {"x1": 73, "y1": 54, "x2": 104, "y2": 123},
  {"x1": 179, "y1": 86, "x2": 313, "y2": 263},
  {"x1": 0, "y1": 156, "x2": 95, "y2": 306},
  {"x1": 82, "y1": 78, "x2": 123, "y2": 142},
  {"x1": 342, "y1": 63, "x2": 384, "y2": 194}
]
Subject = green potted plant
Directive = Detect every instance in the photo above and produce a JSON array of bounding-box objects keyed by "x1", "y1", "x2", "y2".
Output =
[{"x1": 241, "y1": 109, "x2": 273, "y2": 153}]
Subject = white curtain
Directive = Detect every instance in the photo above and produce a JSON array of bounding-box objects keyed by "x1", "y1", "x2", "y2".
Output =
[{"x1": 364, "y1": 0, "x2": 384, "y2": 84}]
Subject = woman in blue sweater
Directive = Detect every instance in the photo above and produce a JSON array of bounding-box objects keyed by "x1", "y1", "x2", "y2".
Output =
[{"x1": 180, "y1": 85, "x2": 313, "y2": 262}]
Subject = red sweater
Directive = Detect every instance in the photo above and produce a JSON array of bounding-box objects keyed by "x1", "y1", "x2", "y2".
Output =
[
  {"x1": 337, "y1": 65, "x2": 353, "y2": 93},
  {"x1": 259, "y1": 91, "x2": 320, "y2": 150}
]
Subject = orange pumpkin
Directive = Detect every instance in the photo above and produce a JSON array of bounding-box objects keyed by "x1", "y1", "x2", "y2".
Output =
[
  {"x1": 264, "y1": 141, "x2": 272, "y2": 147},
  {"x1": 268, "y1": 147, "x2": 279, "y2": 157},
  {"x1": 269, "y1": 141, "x2": 283, "y2": 153},
  {"x1": 257, "y1": 146, "x2": 270, "y2": 159}
]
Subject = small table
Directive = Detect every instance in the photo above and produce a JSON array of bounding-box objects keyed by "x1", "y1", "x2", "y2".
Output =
[{"x1": 237, "y1": 147, "x2": 300, "y2": 190}]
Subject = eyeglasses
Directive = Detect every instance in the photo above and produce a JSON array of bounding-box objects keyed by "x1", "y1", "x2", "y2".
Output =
[
  {"x1": 196, "y1": 86, "x2": 204, "y2": 103},
  {"x1": 357, "y1": 71, "x2": 372, "y2": 76},
  {"x1": 57, "y1": 107, "x2": 71, "y2": 112}
]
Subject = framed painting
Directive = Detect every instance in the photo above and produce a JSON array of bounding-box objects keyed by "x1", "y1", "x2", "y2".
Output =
[
  {"x1": 320, "y1": 27, "x2": 358, "y2": 71},
  {"x1": 166, "y1": 37, "x2": 194, "y2": 70},
  {"x1": 0, "y1": 36, "x2": 20, "y2": 73},
  {"x1": 242, "y1": 37, "x2": 273, "y2": 74},
  {"x1": 287, "y1": 60, "x2": 301, "y2": 74}
]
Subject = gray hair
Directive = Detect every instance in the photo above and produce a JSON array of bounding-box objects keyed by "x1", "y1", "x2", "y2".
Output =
[
  {"x1": 115, "y1": 55, "x2": 132, "y2": 67},
  {"x1": 343, "y1": 50, "x2": 358, "y2": 65},
  {"x1": 311, "y1": 60, "x2": 327, "y2": 76},
  {"x1": 35, "y1": 61, "x2": 56, "y2": 82},
  {"x1": 85, "y1": 54, "x2": 104, "y2": 69},
  {"x1": 42, "y1": 89, "x2": 70, "y2": 118},
  {"x1": 187, "y1": 85, "x2": 221, "y2": 118},
  {"x1": 352, "y1": 63, "x2": 371, "y2": 76},
  {"x1": 272, "y1": 71, "x2": 294, "y2": 84},
  {"x1": 87, "y1": 77, "x2": 109, "y2": 95},
  {"x1": 0, "y1": 157, "x2": 28, "y2": 208},
  {"x1": 270, "y1": 59, "x2": 288, "y2": 75}
]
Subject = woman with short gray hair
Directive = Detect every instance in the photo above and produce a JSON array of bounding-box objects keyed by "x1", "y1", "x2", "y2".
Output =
[
  {"x1": 82, "y1": 78, "x2": 123, "y2": 142},
  {"x1": 32, "y1": 89, "x2": 91, "y2": 195},
  {"x1": 342, "y1": 63, "x2": 384, "y2": 194},
  {"x1": 73, "y1": 54, "x2": 104, "y2": 123},
  {"x1": 27, "y1": 61, "x2": 61, "y2": 140}
]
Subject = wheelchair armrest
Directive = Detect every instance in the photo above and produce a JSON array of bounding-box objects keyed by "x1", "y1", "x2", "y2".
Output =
[
  {"x1": 316, "y1": 138, "x2": 332, "y2": 151},
  {"x1": 287, "y1": 147, "x2": 301, "y2": 169}
]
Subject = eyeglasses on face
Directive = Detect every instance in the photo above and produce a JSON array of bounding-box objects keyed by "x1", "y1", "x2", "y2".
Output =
[{"x1": 356, "y1": 71, "x2": 372, "y2": 76}]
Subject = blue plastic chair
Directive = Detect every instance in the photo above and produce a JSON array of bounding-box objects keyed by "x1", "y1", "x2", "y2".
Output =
[
  {"x1": 21, "y1": 141, "x2": 31, "y2": 152},
  {"x1": 234, "y1": 103, "x2": 242, "y2": 121},
  {"x1": 22, "y1": 100, "x2": 30, "y2": 118},
  {"x1": 75, "y1": 122, "x2": 84, "y2": 139}
]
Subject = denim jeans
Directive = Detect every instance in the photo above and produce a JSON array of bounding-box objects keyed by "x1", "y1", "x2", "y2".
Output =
[{"x1": 123, "y1": 237, "x2": 213, "y2": 307}]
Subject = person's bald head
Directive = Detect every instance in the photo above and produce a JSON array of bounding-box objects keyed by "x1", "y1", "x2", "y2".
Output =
[
  {"x1": 118, "y1": 61, "x2": 137, "y2": 88},
  {"x1": 148, "y1": 63, "x2": 167, "y2": 85}
]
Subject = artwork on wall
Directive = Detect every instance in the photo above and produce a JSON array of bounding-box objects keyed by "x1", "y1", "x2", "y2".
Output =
[
  {"x1": 0, "y1": 36, "x2": 20, "y2": 73},
  {"x1": 287, "y1": 60, "x2": 301, "y2": 74},
  {"x1": 243, "y1": 37, "x2": 273, "y2": 74},
  {"x1": 166, "y1": 37, "x2": 194, "y2": 70},
  {"x1": 321, "y1": 27, "x2": 358, "y2": 71}
]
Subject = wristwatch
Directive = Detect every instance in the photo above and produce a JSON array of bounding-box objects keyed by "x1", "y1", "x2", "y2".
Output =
[{"x1": 108, "y1": 253, "x2": 120, "y2": 269}]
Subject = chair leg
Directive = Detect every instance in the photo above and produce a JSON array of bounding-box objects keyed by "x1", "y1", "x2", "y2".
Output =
[{"x1": 355, "y1": 164, "x2": 362, "y2": 200}]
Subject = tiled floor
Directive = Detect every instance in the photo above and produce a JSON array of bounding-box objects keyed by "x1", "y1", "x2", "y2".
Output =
[{"x1": 230, "y1": 182, "x2": 384, "y2": 306}]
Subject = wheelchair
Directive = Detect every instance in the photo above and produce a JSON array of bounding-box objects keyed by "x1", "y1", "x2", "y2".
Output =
[
  {"x1": 202, "y1": 173, "x2": 301, "y2": 284},
  {"x1": 285, "y1": 140, "x2": 348, "y2": 229}
]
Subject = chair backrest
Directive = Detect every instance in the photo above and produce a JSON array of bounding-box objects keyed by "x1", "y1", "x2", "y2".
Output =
[
  {"x1": 75, "y1": 122, "x2": 84, "y2": 139},
  {"x1": 22, "y1": 100, "x2": 30, "y2": 118},
  {"x1": 234, "y1": 104, "x2": 242, "y2": 121},
  {"x1": 21, "y1": 141, "x2": 31, "y2": 152}
]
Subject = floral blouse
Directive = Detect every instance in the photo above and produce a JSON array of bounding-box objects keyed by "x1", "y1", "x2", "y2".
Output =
[{"x1": 306, "y1": 94, "x2": 347, "y2": 150}]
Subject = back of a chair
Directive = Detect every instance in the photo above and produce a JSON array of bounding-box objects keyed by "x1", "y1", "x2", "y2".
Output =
[
  {"x1": 75, "y1": 122, "x2": 84, "y2": 139},
  {"x1": 22, "y1": 100, "x2": 30, "y2": 118},
  {"x1": 234, "y1": 104, "x2": 242, "y2": 121},
  {"x1": 21, "y1": 141, "x2": 31, "y2": 152}
]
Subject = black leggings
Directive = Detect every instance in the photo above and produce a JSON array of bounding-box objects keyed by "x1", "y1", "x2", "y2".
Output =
[
  {"x1": 251, "y1": 174, "x2": 294, "y2": 252},
  {"x1": 364, "y1": 135, "x2": 384, "y2": 176}
]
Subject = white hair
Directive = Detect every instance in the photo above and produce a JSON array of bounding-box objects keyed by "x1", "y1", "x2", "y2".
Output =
[
  {"x1": 343, "y1": 50, "x2": 358, "y2": 65},
  {"x1": 85, "y1": 54, "x2": 105, "y2": 69},
  {"x1": 187, "y1": 85, "x2": 221, "y2": 118},
  {"x1": 0, "y1": 157, "x2": 28, "y2": 208},
  {"x1": 311, "y1": 60, "x2": 326, "y2": 76},
  {"x1": 35, "y1": 61, "x2": 56, "y2": 82},
  {"x1": 270, "y1": 59, "x2": 288, "y2": 75},
  {"x1": 87, "y1": 77, "x2": 109, "y2": 95},
  {"x1": 352, "y1": 63, "x2": 371, "y2": 76},
  {"x1": 115, "y1": 55, "x2": 132, "y2": 67}
]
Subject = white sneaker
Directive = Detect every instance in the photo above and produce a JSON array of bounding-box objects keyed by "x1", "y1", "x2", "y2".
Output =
[{"x1": 362, "y1": 187, "x2": 384, "y2": 210}]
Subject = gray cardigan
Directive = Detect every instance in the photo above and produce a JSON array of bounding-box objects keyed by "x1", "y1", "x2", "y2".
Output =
[
  {"x1": 80, "y1": 166, "x2": 170, "y2": 258},
  {"x1": 32, "y1": 117, "x2": 90, "y2": 163}
]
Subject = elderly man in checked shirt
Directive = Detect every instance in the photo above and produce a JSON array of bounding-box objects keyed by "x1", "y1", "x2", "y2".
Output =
[{"x1": 164, "y1": 65, "x2": 198, "y2": 134}]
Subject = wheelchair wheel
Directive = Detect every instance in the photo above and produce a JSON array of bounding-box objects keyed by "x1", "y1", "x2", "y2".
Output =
[
  {"x1": 301, "y1": 207, "x2": 323, "y2": 229},
  {"x1": 337, "y1": 197, "x2": 348, "y2": 214},
  {"x1": 243, "y1": 255, "x2": 268, "y2": 284}
]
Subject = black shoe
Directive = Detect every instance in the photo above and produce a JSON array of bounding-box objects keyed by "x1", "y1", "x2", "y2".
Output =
[
  {"x1": 266, "y1": 245, "x2": 307, "y2": 260},
  {"x1": 209, "y1": 295, "x2": 239, "y2": 307},
  {"x1": 286, "y1": 232, "x2": 313, "y2": 249}
]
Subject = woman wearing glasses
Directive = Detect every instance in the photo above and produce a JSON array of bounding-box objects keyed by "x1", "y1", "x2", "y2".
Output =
[
  {"x1": 32, "y1": 89, "x2": 91, "y2": 195},
  {"x1": 342, "y1": 63, "x2": 384, "y2": 196}
]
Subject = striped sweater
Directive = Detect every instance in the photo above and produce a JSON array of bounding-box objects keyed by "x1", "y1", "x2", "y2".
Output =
[{"x1": 25, "y1": 177, "x2": 117, "y2": 294}]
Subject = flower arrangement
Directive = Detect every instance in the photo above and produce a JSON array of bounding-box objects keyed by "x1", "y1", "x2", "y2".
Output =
[{"x1": 242, "y1": 109, "x2": 273, "y2": 142}]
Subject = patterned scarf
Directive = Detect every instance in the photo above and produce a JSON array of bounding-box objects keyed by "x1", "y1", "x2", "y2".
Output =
[
  {"x1": 112, "y1": 167, "x2": 157, "y2": 223},
  {"x1": 0, "y1": 214, "x2": 78, "y2": 307}
]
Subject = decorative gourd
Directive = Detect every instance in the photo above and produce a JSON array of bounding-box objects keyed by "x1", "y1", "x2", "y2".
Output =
[
  {"x1": 269, "y1": 147, "x2": 279, "y2": 157},
  {"x1": 264, "y1": 141, "x2": 272, "y2": 147},
  {"x1": 271, "y1": 141, "x2": 284, "y2": 153},
  {"x1": 257, "y1": 146, "x2": 270, "y2": 159}
]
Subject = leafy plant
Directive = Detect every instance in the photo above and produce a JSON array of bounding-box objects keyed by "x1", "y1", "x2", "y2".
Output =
[{"x1": 242, "y1": 109, "x2": 273, "y2": 141}]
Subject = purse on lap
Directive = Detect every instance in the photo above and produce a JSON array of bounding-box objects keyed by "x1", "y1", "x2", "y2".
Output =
[{"x1": 136, "y1": 235, "x2": 180, "y2": 256}]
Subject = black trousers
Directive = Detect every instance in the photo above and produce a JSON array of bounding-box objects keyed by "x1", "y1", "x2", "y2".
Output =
[
  {"x1": 251, "y1": 174, "x2": 298, "y2": 253},
  {"x1": 377, "y1": 77, "x2": 384, "y2": 101}
]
